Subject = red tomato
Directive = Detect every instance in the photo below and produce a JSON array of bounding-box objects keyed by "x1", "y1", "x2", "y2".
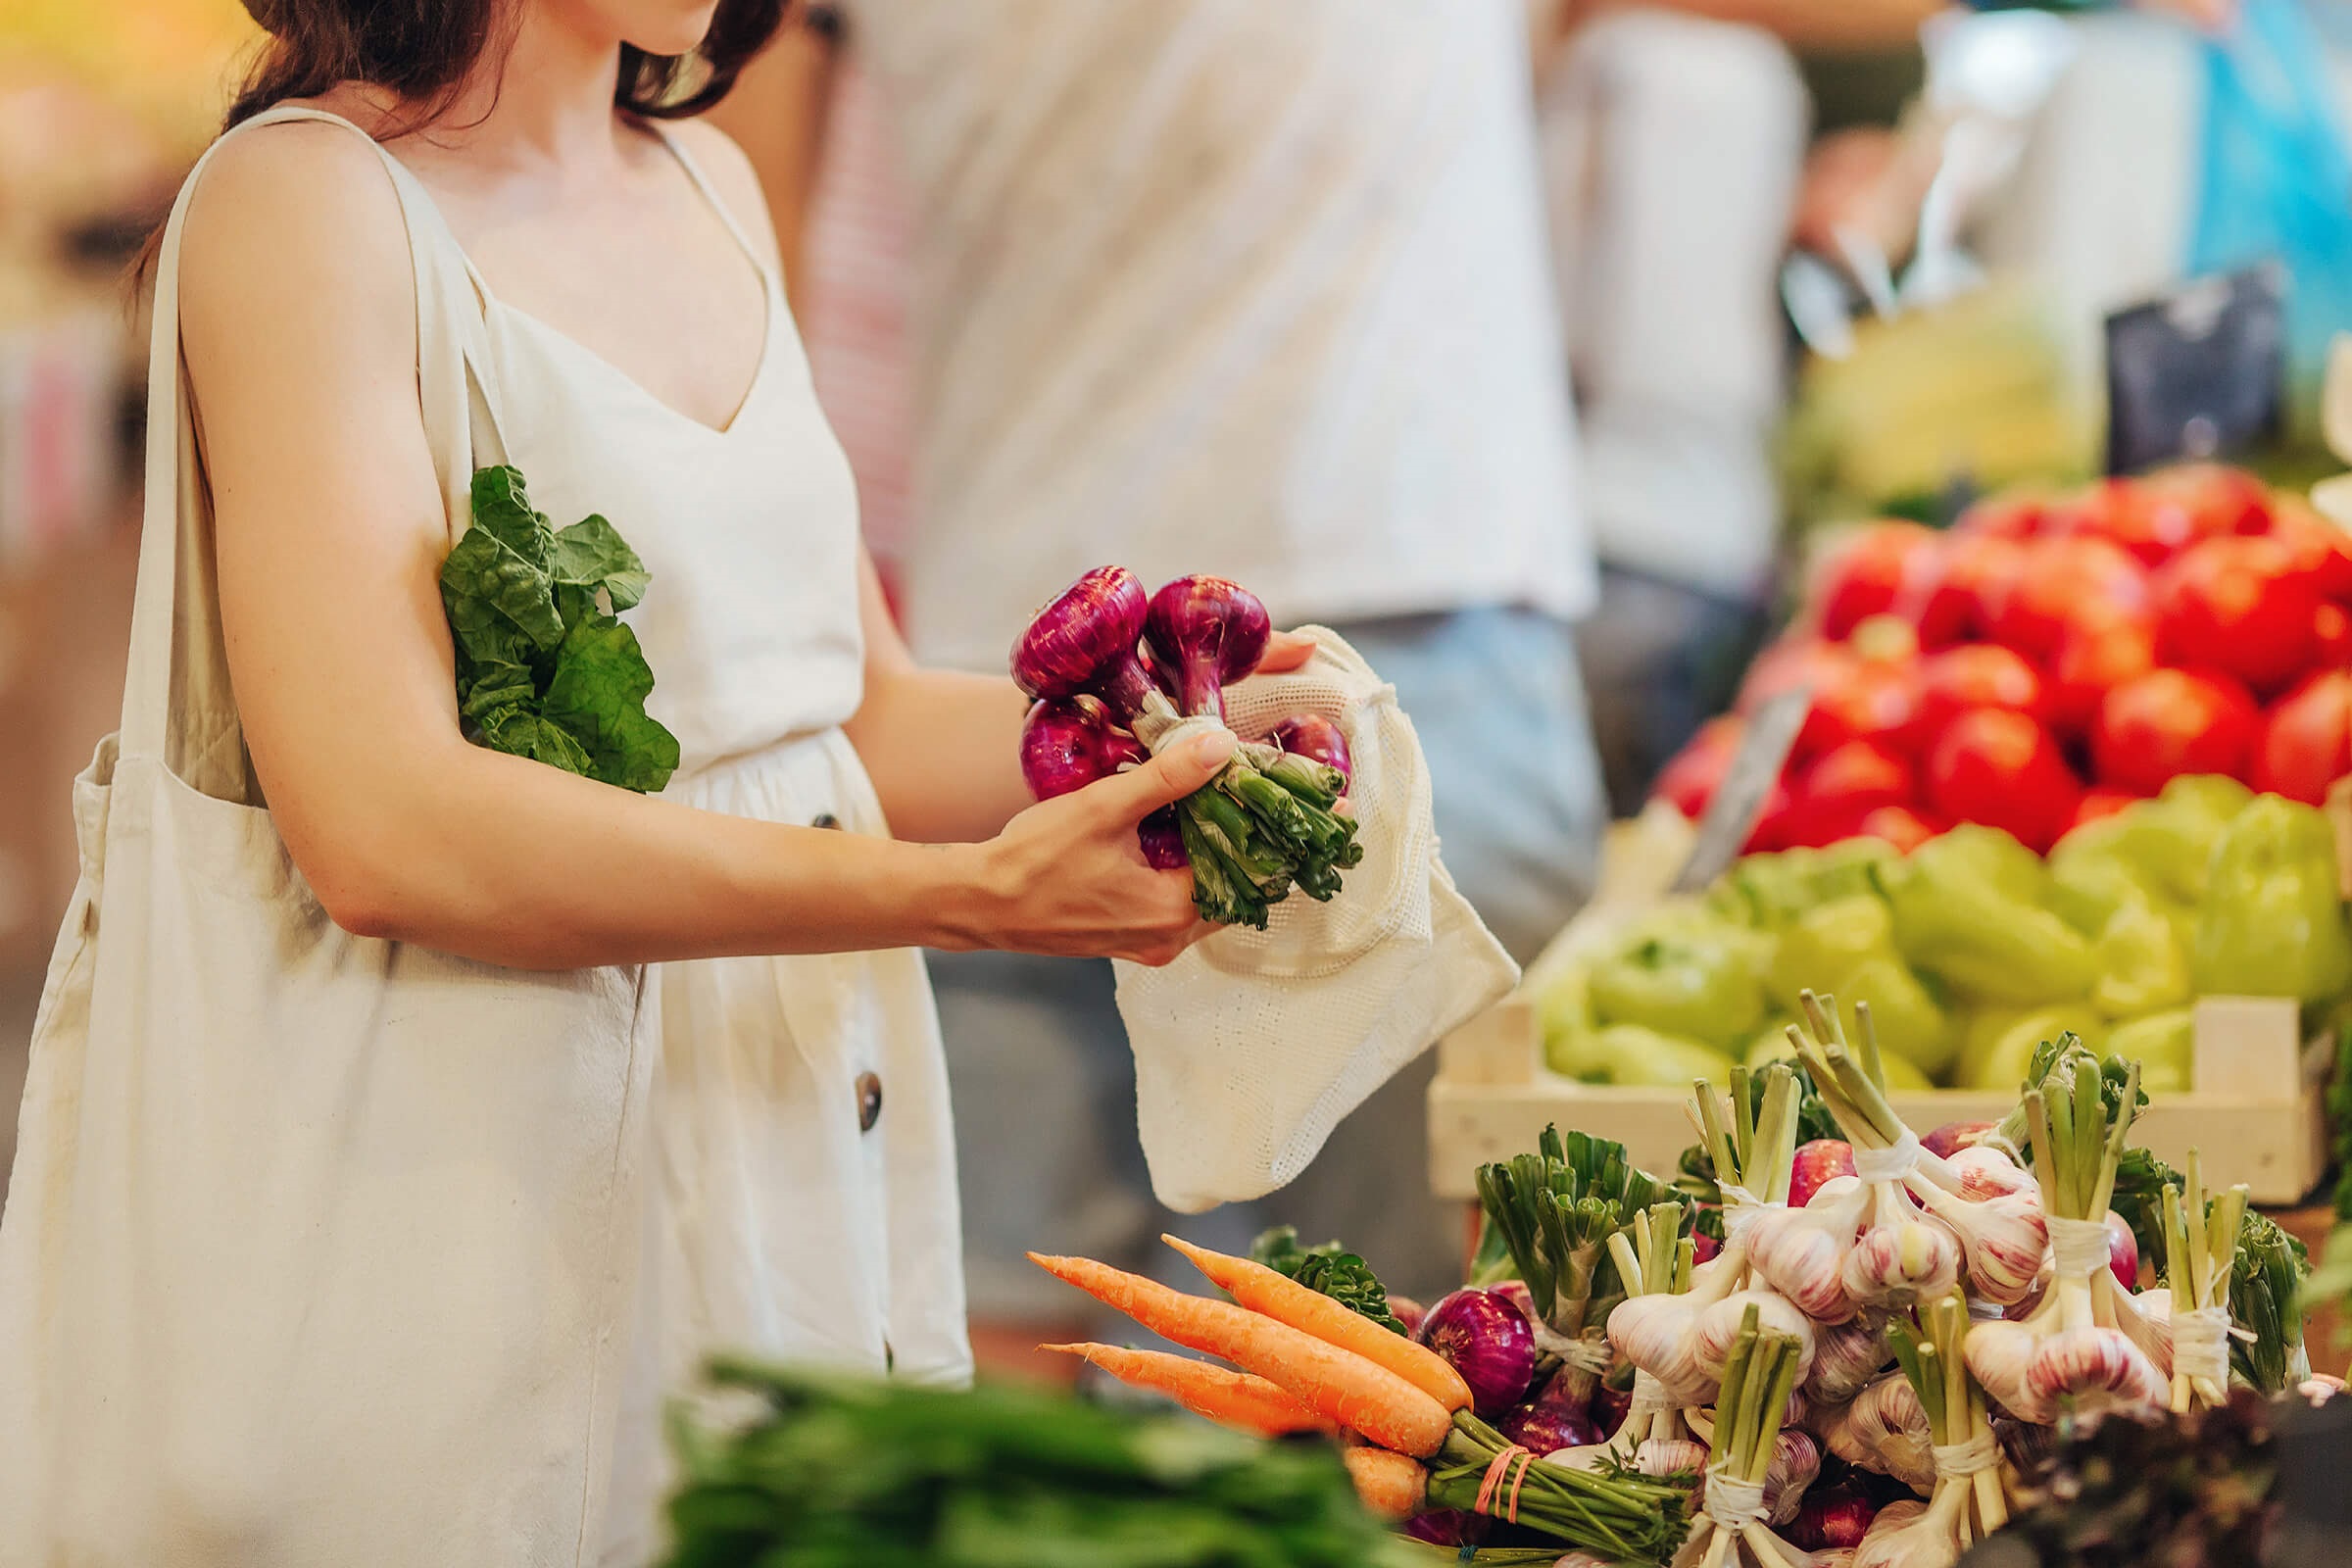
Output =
[
  {"x1": 1797, "y1": 659, "x2": 1922, "y2": 762},
  {"x1": 1848, "y1": 613, "x2": 1923, "y2": 666},
  {"x1": 1925, "y1": 710, "x2": 2082, "y2": 852},
  {"x1": 1939, "y1": 533, "x2": 2029, "y2": 641},
  {"x1": 2141, "y1": 463, "x2": 2275, "y2": 536},
  {"x1": 2317, "y1": 603, "x2": 2352, "y2": 666},
  {"x1": 1909, "y1": 645, "x2": 2045, "y2": 748},
  {"x1": 2068, "y1": 789, "x2": 2140, "y2": 833},
  {"x1": 1817, "y1": 523, "x2": 1945, "y2": 640},
  {"x1": 1797, "y1": 740, "x2": 1914, "y2": 815},
  {"x1": 2153, "y1": 534, "x2": 2324, "y2": 695},
  {"x1": 1738, "y1": 637, "x2": 1851, "y2": 714},
  {"x1": 1988, "y1": 536, "x2": 2150, "y2": 665},
  {"x1": 2251, "y1": 671, "x2": 2352, "y2": 806},
  {"x1": 2043, "y1": 612, "x2": 2159, "y2": 736},
  {"x1": 1741, "y1": 781, "x2": 1798, "y2": 853},
  {"x1": 2267, "y1": 501, "x2": 2352, "y2": 604},
  {"x1": 1858, "y1": 804, "x2": 1945, "y2": 852},
  {"x1": 1955, "y1": 488, "x2": 2066, "y2": 540},
  {"x1": 1651, "y1": 716, "x2": 1742, "y2": 820},
  {"x1": 2090, "y1": 668, "x2": 2261, "y2": 794},
  {"x1": 2065, "y1": 476, "x2": 2205, "y2": 566}
]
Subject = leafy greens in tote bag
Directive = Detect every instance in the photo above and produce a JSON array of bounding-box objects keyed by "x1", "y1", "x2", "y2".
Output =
[{"x1": 440, "y1": 465, "x2": 680, "y2": 791}]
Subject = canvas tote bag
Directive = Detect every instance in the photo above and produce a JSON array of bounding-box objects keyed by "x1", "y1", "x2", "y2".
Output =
[{"x1": 0, "y1": 108, "x2": 654, "y2": 1567}]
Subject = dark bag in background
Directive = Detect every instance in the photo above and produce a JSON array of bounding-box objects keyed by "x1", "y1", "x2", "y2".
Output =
[{"x1": 2104, "y1": 264, "x2": 2285, "y2": 474}]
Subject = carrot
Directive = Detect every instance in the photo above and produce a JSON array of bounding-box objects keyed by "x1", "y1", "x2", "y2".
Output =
[
  {"x1": 1039, "y1": 1343, "x2": 1337, "y2": 1438},
  {"x1": 1161, "y1": 1234, "x2": 1472, "y2": 1411},
  {"x1": 1026, "y1": 1251, "x2": 1454, "y2": 1457},
  {"x1": 1343, "y1": 1446, "x2": 1430, "y2": 1522}
]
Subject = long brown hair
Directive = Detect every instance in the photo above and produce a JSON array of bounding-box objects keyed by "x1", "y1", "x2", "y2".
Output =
[
  {"x1": 130, "y1": 0, "x2": 791, "y2": 282},
  {"x1": 225, "y1": 0, "x2": 791, "y2": 130}
]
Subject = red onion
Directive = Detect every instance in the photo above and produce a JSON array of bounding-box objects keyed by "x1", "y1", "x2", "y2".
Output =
[
  {"x1": 1271, "y1": 713, "x2": 1351, "y2": 784},
  {"x1": 1011, "y1": 566, "x2": 1150, "y2": 703},
  {"x1": 1488, "y1": 1280, "x2": 1536, "y2": 1322},
  {"x1": 1498, "y1": 1399, "x2": 1601, "y2": 1455},
  {"x1": 1417, "y1": 1288, "x2": 1537, "y2": 1416},
  {"x1": 1137, "y1": 808, "x2": 1187, "y2": 870},
  {"x1": 1691, "y1": 1225, "x2": 1723, "y2": 1266},
  {"x1": 1144, "y1": 575, "x2": 1271, "y2": 720},
  {"x1": 1920, "y1": 1120, "x2": 1993, "y2": 1160},
  {"x1": 1018, "y1": 697, "x2": 1147, "y2": 801},
  {"x1": 1590, "y1": 1376, "x2": 1632, "y2": 1435},
  {"x1": 2104, "y1": 1209, "x2": 2139, "y2": 1291},
  {"x1": 1401, "y1": 1509, "x2": 1487, "y2": 1547},
  {"x1": 1787, "y1": 1483, "x2": 1878, "y2": 1551},
  {"x1": 1388, "y1": 1294, "x2": 1427, "y2": 1337},
  {"x1": 1789, "y1": 1140, "x2": 1858, "y2": 1211}
]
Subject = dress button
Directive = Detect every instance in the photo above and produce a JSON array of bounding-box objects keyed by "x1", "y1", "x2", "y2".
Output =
[
  {"x1": 856, "y1": 1071, "x2": 883, "y2": 1132},
  {"x1": 812, "y1": 811, "x2": 842, "y2": 830}
]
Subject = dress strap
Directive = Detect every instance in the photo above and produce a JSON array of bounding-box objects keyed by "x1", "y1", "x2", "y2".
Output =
[
  {"x1": 117, "y1": 103, "x2": 503, "y2": 770},
  {"x1": 646, "y1": 123, "x2": 782, "y2": 295}
]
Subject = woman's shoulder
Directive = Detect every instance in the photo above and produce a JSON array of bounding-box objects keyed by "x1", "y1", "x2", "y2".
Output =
[
  {"x1": 659, "y1": 118, "x2": 786, "y2": 272},
  {"x1": 175, "y1": 98, "x2": 416, "y2": 336}
]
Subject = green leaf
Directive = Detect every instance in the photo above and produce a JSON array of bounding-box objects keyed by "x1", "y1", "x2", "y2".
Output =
[
  {"x1": 468, "y1": 465, "x2": 551, "y2": 568},
  {"x1": 540, "y1": 614, "x2": 680, "y2": 792},
  {"x1": 477, "y1": 708, "x2": 595, "y2": 776},
  {"x1": 1245, "y1": 1227, "x2": 1408, "y2": 1336},
  {"x1": 440, "y1": 526, "x2": 565, "y2": 663},
  {"x1": 550, "y1": 514, "x2": 650, "y2": 611}
]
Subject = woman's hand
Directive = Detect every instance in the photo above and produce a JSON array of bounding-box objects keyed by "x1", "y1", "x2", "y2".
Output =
[{"x1": 953, "y1": 728, "x2": 1240, "y2": 965}]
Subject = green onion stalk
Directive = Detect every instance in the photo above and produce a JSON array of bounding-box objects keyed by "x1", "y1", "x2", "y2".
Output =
[{"x1": 1423, "y1": 1414, "x2": 1692, "y2": 1567}]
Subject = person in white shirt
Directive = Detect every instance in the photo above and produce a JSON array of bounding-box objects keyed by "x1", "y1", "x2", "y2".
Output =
[{"x1": 717, "y1": 0, "x2": 1604, "y2": 1338}]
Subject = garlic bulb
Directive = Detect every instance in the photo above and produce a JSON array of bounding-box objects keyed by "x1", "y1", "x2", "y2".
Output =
[
  {"x1": 1961, "y1": 1317, "x2": 2046, "y2": 1424},
  {"x1": 2024, "y1": 1324, "x2": 2167, "y2": 1412},
  {"x1": 1841, "y1": 1213, "x2": 1961, "y2": 1308},
  {"x1": 1695, "y1": 1290, "x2": 1819, "y2": 1391},
  {"x1": 1826, "y1": 1372, "x2": 1936, "y2": 1492},
  {"x1": 1935, "y1": 1144, "x2": 2034, "y2": 1202},
  {"x1": 1909, "y1": 1184, "x2": 2045, "y2": 1307},
  {"x1": 2116, "y1": 1282, "x2": 2175, "y2": 1375},
  {"x1": 1747, "y1": 1177, "x2": 1867, "y2": 1323},
  {"x1": 1807, "y1": 1311, "x2": 1894, "y2": 1405},
  {"x1": 1852, "y1": 1492, "x2": 1967, "y2": 1568},
  {"x1": 1632, "y1": 1435, "x2": 1707, "y2": 1480},
  {"x1": 1606, "y1": 1241, "x2": 1752, "y2": 1406},
  {"x1": 1765, "y1": 1430, "x2": 1820, "y2": 1527}
]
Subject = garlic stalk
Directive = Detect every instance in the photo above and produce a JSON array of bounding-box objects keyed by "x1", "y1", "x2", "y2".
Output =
[
  {"x1": 1558, "y1": 1204, "x2": 1696, "y2": 1467},
  {"x1": 1760, "y1": 997, "x2": 1960, "y2": 1313},
  {"x1": 1669, "y1": 1303, "x2": 1814, "y2": 1568},
  {"x1": 1965, "y1": 1072, "x2": 2165, "y2": 1422},
  {"x1": 1889, "y1": 1293, "x2": 2008, "y2": 1551},
  {"x1": 2158, "y1": 1151, "x2": 2248, "y2": 1413}
]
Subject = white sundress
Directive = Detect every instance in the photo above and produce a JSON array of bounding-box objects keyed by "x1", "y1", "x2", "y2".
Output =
[{"x1": 0, "y1": 104, "x2": 967, "y2": 1568}]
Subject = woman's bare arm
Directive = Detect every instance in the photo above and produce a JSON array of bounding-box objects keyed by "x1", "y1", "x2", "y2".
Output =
[{"x1": 176, "y1": 122, "x2": 1217, "y2": 972}]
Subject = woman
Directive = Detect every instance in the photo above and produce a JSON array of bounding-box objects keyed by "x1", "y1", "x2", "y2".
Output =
[{"x1": 0, "y1": 1, "x2": 1307, "y2": 1562}]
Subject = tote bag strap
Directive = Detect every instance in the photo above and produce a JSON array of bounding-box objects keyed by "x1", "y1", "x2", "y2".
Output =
[{"x1": 119, "y1": 104, "x2": 508, "y2": 774}]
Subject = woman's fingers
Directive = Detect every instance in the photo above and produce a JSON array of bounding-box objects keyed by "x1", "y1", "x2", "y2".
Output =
[
  {"x1": 1090, "y1": 728, "x2": 1235, "y2": 822},
  {"x1": 1254, "y1": 629, "x2": 1318, "y2": 675}
]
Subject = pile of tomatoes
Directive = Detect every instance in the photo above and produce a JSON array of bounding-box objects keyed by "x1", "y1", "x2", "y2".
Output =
[{"x1": 1658, "y1": 465, "x2": 2352, "y2": 853}]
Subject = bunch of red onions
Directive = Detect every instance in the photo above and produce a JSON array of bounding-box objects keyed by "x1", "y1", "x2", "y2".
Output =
[{"x1": 1012, "y1": 566, "x2": 1361, "y2": 929}]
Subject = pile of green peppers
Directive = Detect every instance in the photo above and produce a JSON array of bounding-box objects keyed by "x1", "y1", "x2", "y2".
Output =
[{"x1": 1539, "y1": 777, "x2": 2352, "y2": 1093}]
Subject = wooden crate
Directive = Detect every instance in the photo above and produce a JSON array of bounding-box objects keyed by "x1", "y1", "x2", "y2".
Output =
[{"x1": 1428, "y1": 992, "x2": 2332, "y2": 1205}]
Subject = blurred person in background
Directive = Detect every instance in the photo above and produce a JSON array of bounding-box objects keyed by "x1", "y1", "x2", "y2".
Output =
[
  {"x1": 1536, "y1": 0, "x2": 2236, "y2": 813},
  {"x1": 716, "y1": 0, "x2": 1606, "y2": 1354}
]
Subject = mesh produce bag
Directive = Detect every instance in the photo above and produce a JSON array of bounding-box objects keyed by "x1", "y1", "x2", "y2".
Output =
[{"x1": 1113, "y1": 628, "x2": 1519, "y2": 1212}]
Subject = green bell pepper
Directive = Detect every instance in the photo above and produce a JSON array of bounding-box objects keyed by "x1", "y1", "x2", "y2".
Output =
[
  {"x1": 2190, "y1": 795, "x2": 2352, "y2": 1004},
  {"x1": 1876, "y1": 841, "x2": 2095, "y2": 1006},
  {"x1": 1929, "y1": 823, "x2": 2049, "y2": 904},
  {"x1": 1586, "y1": 919, "x2": 1769, "y2": 1050},
  {"x1": 2106, "y1": 1008, "x2": 2194, "y2": 1095},
  {"x1": 1764, "y1": 893, "x2": 1955, "y2": 1077},
  {"x1": 2090, "y1": 901, "x2": 2192, "y2": 1021},
  {"x1": 1961, "y1": 1007, "x2": 2105, "y2": 1093},
  {"x1": 1535, "y1": 963, "x2": 1593, "y2": 1077},
  {"x1": 1582, "y1": 1022, "x2": 1738, "y2": 1088},
  {"x1": 2097, "y1": 775, "x2": 2256, "y2": 906}
]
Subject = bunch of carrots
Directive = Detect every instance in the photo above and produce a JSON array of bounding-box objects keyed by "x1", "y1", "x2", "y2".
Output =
[{"x1": 1031, "y1": 1240, "x2": 1691, "y2": 1564}]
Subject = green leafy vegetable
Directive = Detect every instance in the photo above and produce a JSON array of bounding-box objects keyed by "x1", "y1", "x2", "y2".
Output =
[
  {"x1": 662, "y1": 1357, "x2": 1410, "y2": 1568},
  {"x1": 2109, "y1": 1145, "x2": 2185, "y2": 1267},
  {"x1": 1472, "y1": 1125, "x2": 1685, "y2": 1338},
  {"x1": 440, "y1": 466, "x2": 679, "y2": 792},
  {"x1": 2229, "y1": 1208, "x2": 2312, "y2": 1395},
  {"x1": 1991, "y1": 1033, "x2": 2148, "y2": 1164},
  {"x1": 1247, "y1": 1227, "x2": 1408, "y2": 1337}
]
